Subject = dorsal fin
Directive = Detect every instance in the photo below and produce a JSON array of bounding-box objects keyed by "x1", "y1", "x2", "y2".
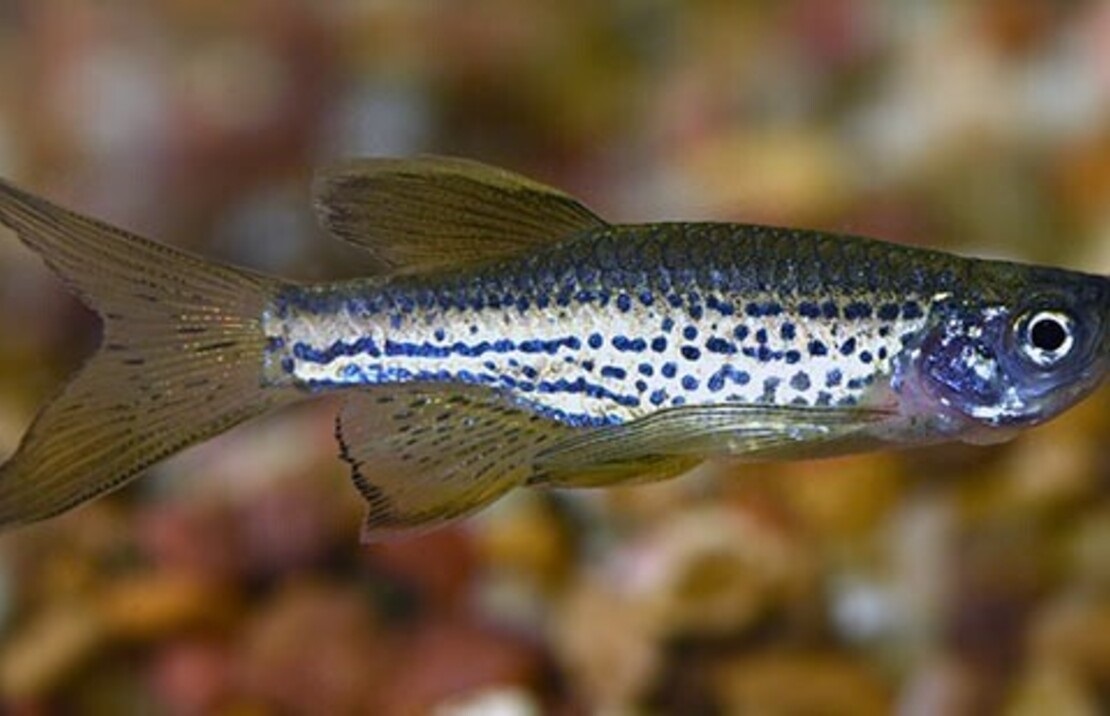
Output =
[{"x1": 313, "y1": 156, "x2": 607, "y2": 271}]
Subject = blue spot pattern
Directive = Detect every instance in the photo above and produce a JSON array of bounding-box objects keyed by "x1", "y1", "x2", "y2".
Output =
[{"x1": 271, "y1": 221, "x2": 941, "y2": 426}]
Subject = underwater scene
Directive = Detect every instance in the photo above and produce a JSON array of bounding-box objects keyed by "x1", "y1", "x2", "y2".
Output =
[{"x1": 0, "y1": 1, "x2": 1108, "y2": 713}]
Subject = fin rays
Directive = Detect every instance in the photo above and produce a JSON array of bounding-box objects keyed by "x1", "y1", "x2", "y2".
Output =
[
  {"x1": 335, "y1": 386, "x2": 571, "y2": 541},
  {"x1": 0, "y1": 179, "x2": 297, "y2": 528},
  {"x1": 313, "y1": 156, "x2": 607, "y2": 271},
  {"x1": 533, "y1": 403, "x2": 892, "y2": 487}
]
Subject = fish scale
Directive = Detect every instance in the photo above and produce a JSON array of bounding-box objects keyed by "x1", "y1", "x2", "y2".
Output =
[{"x1": 268, "y1": 223, "x2": 936, "y2": 426}]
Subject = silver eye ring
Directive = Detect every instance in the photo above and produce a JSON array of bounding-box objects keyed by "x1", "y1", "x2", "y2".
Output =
[{"x1": 1020, "y1": 310, "x2": 1075, "y2": 367}]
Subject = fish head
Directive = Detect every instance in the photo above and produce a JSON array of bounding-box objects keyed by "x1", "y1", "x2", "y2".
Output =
[{"x1": 908, "y1": 266, "x2": 1108, "y2": 441}]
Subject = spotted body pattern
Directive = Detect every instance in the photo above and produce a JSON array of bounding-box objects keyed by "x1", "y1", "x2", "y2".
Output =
[
  {"x1": 1, "y1": 156, "x2": 1106, "y2": 540},
  {"x1": 268, "y1": 223, "x2": 945, "y2": 426}
]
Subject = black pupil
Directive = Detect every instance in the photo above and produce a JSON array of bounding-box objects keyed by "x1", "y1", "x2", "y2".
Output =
[{"x1": 1030, "y1": 317, "x2": 1068, "y2": 352}]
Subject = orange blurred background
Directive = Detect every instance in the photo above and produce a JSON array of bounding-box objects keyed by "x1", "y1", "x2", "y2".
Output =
[{"x1": 0, "y1": 1, "x2": 1108, "y2": 713}]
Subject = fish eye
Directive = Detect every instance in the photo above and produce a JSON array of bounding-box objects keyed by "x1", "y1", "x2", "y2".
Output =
[{"x1": 1018, "y1": 310, "x2": 1076, "y2": 367}]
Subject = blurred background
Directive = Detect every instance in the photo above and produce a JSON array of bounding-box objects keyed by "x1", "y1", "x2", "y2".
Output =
[{"x1": 0, "y1": 1, "x2": 1108, "y2": 713}]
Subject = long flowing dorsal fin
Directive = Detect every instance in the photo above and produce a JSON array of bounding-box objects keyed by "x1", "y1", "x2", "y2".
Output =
[
  {"x1": 313, "y1": 156, "x2": 607, "y2": 271},
  {"x1": 532, "y1": 403, "x2": 891, "y2": 487},
  {"x1": 335, "y1": 385, "x2": 574, "y2": 541}
]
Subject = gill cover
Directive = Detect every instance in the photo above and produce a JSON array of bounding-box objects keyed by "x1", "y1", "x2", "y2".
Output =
[{"x1": 918, "y1": 277, "x2": 1108, "y2": 428}]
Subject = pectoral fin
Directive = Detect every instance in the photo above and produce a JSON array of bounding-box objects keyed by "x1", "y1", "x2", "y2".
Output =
[
  {"x1": 313, "y1": 156, "x2": 606, "y2": 271},
  {"x1": 532, "y1": 404, "x2": 890, "y2": 487}
]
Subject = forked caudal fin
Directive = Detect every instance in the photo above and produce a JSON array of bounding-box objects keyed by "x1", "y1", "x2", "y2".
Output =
[{"x1": 0, "y1": 179, "x2": 297, "y2": 528}]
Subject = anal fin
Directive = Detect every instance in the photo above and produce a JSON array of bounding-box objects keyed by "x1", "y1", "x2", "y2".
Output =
[{"x1": 336, "y1": 386, "x2": 572, "y2": 541}]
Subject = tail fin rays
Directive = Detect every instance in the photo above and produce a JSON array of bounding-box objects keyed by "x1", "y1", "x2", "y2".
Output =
[{"x1": 0, "y1": 179, "x2": 294, "y2": 528}]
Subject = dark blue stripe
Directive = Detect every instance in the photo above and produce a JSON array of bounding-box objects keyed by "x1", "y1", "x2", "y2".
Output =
[{"x1": 293, "y1": 334, "x2": 587, "y2": 365}]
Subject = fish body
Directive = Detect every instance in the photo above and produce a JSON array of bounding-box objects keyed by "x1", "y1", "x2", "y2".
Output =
[
  {"x1": 268, "y1": 221, "x2": 1105, "y2": 447},
  {"x1": 0, "y1": 157, "x2": 1107, "y2": 539}
]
